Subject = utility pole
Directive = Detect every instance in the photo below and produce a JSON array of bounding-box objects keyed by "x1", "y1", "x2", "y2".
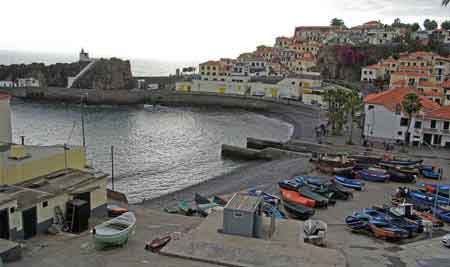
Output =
[
  {"x1": 111, "y1": 145, "x2": 115, "y2": 191},
  {"x1": 81, "y1": 93, "x2": 87, "y2": 147}
]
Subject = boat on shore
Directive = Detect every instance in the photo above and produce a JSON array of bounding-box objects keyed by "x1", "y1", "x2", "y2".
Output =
[
  {"x1": 298, "y1": 187, "x2": 330, "y2": 207},
  {"x1": 145, "y1": 235, "x2": 171, "y2": 252},
  {"x1": 280, "y1": 188, "x2": 315, "y2": 208},
  {"x1": 194, "y1": 193, "x2": 211, "y2": 205},
  {"x1": 282, "y1": 200, "x2": 315, "y2": 220},
  {"x1": 334, "y1": 176, "x2": 363, "y2": 191},
  {"x1": 358, "y1": 168, "x2": 389, "y2": 182},
  {"x1": 369, "y1": 222, "x2": 409, "y2": 240},
  {"x1": 93, "y1": 212, "x2": 136, "y2": 249},
  {"x1": 380, "y1": 159, "x2": 423, "y2": 166},
  {"x1": 386, "y1": 169, "x2": 416, "y2": 183}
]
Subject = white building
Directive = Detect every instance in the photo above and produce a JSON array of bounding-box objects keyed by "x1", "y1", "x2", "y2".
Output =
[
  {"x1": 361, "y1": 64, "x2": 386, "y2": 83},
  {"x1": 367, "y1": 31, "x2": 398, "y2": 45},
  {"x1": 0, "y1": 93, "x2": 12, "y2": 143},
  {"x1": 79, "y1": 49, "x2": 90, "y2": 62},
  {"x1": 363, "y1": 87, "x2": 445, "y2": 145},
  {"x1": 0, "y1": 81, "x2": 14, "y2": 88},
  {"x1": 17, "y1": 78, "x2": 40, "y2": 88}
]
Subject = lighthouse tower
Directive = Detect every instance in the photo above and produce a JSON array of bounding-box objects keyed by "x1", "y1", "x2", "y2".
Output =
[{"x1": 0, "y1": 93, "x2": 12, "y2": 143}]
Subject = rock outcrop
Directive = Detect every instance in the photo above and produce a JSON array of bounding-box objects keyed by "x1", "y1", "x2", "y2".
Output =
[
  {"x1": 0, "y1": 57, "x2": 133, "y2": 90},
  {"x1": 72, "y1": 58, "x2": 133, "y2": 90}
]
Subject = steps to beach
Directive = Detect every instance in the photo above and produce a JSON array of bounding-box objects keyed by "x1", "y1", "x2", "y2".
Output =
[{"x1": 67, "y1": 59, "x2": 98, "y2": 88}]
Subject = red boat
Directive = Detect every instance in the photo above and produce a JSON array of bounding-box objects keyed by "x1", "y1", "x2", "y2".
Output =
[
  {"x1": 414, "y1": 210, "x2": 444, "y2": 227},
  {"x1": 145, "y1": 236, "x2": 172, "y2": 253},
  {"x1": 280, "y1": 188, "x2": 315, "y2": 208}
]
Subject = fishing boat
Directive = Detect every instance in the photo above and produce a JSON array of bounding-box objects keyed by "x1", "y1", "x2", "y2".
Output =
[
  {"x1": 316, "y1": 153, "x2": 354, "y2": 173},
  {"x1": 334, "y1": 176, "x2": 363, "y2": 191},
  {"x1": 282, "y1": 200, "x2": 315, "y2": 220},
  {"x1": 358, "y1": 168, "x2": 389, "y2": 182},
  {"x1": 177, "y1": 200, "x2": 194, "y2": 216},
  {"x1": 345, "y1": 214, "x2": 370, "y2": 230},
  {"x1": 280, "y1": 188, "x2": 315, "y2": 208},
  {"x1": 194, "y1": 193, "x2": 211, "y2": 205},
  {"x1": 294, "y1": 176, "x2": 329, "y2": 189},
  {"x1": 328, "y1": 181, "x2": 354, "y2": 200},
  {"x1": 369, "y1": 222, "x2": 409, "y2": 240},
  {"x1": 386, "y1": 169, "x2": 416, "y2": 183},
  {"x1": 145, "y1": 235, "x2": 171, "y2": 252},
  {"x1": 212, "y1": 195, "x2": 228, "y2": 206},
  {"x1": 414, "y1": 210, "x2": 444, "y2": 227},
  {"x1": 163, "y1": 207, "x2": 179, "y2": 214},
  {"x1": 298, "y1": 187, "x2": 330, "y2": 207},
  {"x1": 196, "y1": 203, "x2": 220, "y2": 217},
  {"x1": 417, "y1": 182, "x2": 450, "y2": 197},
  {"x1": 262, "y1": 204, "x2": 286, "y2": 219},
  {"x1": 431, "y1": 207, "x2": 450, "y2": 223},
  {"x1": 408, "y1": 190, "x2": 450, "y2": 207},
  {"x1": 372, "y1": 206, "x2": 422, "y2": 234},
  {"x1": 107, "y1": 203, "x2": 129, "y2": 217},
  {"x1": 421, "y1": 169, "x2": 441, "y2": 179},
  {"x1": 349, "y1": 155, "x2": 381, "y2": 165},
  {"x1": 278, "y1": 179, "x2": 300, "y2": 191},
  {"x1": 93, "y1": 212, "x2": 136, "y2": 249},
  {"x1": 380, "y1": 159, "x2": 423, "y2": 166},
  {"x1": 248, "y1": 189, "x2": 280, "y2": 206}
]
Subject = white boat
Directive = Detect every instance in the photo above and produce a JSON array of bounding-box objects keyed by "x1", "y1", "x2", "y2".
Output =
[{"x1": 93, "y1": 212, "x2": 136, "y2": 249}]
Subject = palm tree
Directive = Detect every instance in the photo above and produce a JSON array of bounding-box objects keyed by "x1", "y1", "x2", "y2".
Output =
[
  {"x1": 401, "y1": 93, "x2": 422, "y2": 146},
  {"x1": 443, "y1": 0, "x2": 450, "y2": 6},
  {"x1": 344, "y1": 90, "x2": 363, "y2": 145}
]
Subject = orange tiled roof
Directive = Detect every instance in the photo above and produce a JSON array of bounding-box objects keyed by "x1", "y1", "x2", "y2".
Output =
[
  {"x1": 426, "y1": 105, "x2": 450, "y2": 120},
  {"x1": 421, "y1": 90, "x2": 442, "y2": 97},
  {"x1": 418, "y1": 80, "x2": 436, "y2": 87},
  {"x1": 441, "y1": 80, "x2": 450, "y2": 88},
  {"x1": 392, "y1": 72, "x2": 432, "y2": 78},
  {"x1": 392, "y1": 80, "x2": 407, "y2": 86},
  {"x1": 364, "y1": 87, "x2": 441, "y2": 112},
  {"x1": 200, "y1": 60, "x2": 223, "y2": 66}
]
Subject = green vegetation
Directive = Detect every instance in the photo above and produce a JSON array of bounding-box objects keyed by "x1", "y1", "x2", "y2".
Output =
[
  {"x1": 331, "y1": 18, "x2": 345, "y2": 27},
  {"x1": 323, "y1": 87, "x2": 362, "y2": 141},
  {"x1": 401, "y1": 93, "x2": 423, "y2": 145},
  {"x1": 441, "y1": 20, "x2": 450, "y2": 30},
  {"x1": 423, "y1": 19, "x2": 438, "y2": 31}
]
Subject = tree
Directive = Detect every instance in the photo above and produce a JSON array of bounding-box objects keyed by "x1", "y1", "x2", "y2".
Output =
[
  {"x1": 424, "y1": 19, "x2": 438, "y2": 30},
  {"x1": 442, "y1": 20, "x2": 450, "y2": 30},
  {"x1": 401, "y1": 93, "x2": 422, "y2": 145},
  {"x1": 323, "y1": 88, "x2": 352, "y2": 136},
  {"x1": 411, "y1": 23, "x2": 421, "y2": 32},
  {"x1": 392, "y1": 18, "x2": 402, "y2": 27},
  {"x1": 344, "y1": 90, "x2": 363, "y2": 145},
  {"x1": 331, "y1": 18, "x2": 345, "y2": 27},
  {"x1": 443, "y1": 0, "x2": 450, "y2": 6}
]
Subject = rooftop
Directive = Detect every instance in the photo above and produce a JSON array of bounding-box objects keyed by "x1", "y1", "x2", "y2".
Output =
[
  {"x1": 364, "y1": 87, "x2": 441, "y2": 113},
  {"x1": 425, "y1": 105, "x2": 450, "y2": 120},
  {"x1": 224, "y1": 193, "x2": 261, "y2": 212},
  {"x1": 0, "y1": 93, "x2": 10, "y2": 101},
  {"x1": 0, "y1": 168, "x2": 107, "y2": 209}
]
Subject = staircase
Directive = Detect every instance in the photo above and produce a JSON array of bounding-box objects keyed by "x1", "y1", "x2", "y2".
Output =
[{"x1": 67, "y1": 59, "x2": 98, "y2": 88}]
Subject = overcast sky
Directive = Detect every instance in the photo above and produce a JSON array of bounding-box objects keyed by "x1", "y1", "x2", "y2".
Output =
[{"x1": 1, "y1": 0, "x2": 449, "y2": 62}]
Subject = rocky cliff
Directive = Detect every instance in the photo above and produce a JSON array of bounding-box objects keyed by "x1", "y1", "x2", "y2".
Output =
[
  {"x1": 72, "y1": 58, "x2": 133, "y2": 90},
  {"x1": 0, "y1": 57, "x2": 133, "y2": 90},
  {"x1": 316, "y1": 44, "x2": 407, "y2": 82}
]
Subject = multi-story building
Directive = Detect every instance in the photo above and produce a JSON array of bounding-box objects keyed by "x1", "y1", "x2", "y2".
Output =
[
  {"x1": 363, "y1": 87, "x2": 445, "y2": 145},
  {"x1": 199, "y1": 60, "x2": 230, "y2": 81},
  {"x1": 361, "y1": 63, "x2": 388, "y2": 83},
  {"x1": 17, "y1": 78, "x2": 40, "y2": 88},
  {"x1": 294, "y1": 26, "x2": 341, "y2": 42},
  {"x1": 274, "y1": 37, "x2": 292, "y2": 49}
]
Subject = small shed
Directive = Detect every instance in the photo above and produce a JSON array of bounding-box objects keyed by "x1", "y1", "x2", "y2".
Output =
[{"x1": 223, "y1": 193, "x2": 263, "y2": 238}]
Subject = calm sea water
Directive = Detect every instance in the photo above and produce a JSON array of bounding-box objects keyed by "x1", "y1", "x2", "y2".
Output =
[{"x1": 10, "y1": 101, "x2": 293, "y2": 203}]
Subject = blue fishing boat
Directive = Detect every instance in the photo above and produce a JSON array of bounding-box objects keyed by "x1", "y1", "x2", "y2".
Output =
[
  {"x1": 421, "y1": 169, "x2": 441, "y2": 179},
  {"x1": 334, "y1": 176, "x2": 363, "y2": 191},
  {"x1": 278, "y1": 179, "x2": 300, "y2": 191},
  {"x1": 358, "y1": 168, "x2": 389, "y2": 182},
  {"x1": 407, "y1": 190, "x2": 450, "y2": 207},
  {"x1": 345, "y1": 213, "x2": 370, "y2": 230},
  {"x1": 362, "y1": 208, "x2": 419, "y2": 235},
  {"x1": 380, "y1": 159, "x2": 422, "y2": 166},
  {"x1": 262, "y1": 204, "x2": 286, "y2": 219},
  {"x1": 431, "y1": 207, "x2": 450, "y2": 223},
  {"x1": 248, "y1": 189, "x2": 280, "y2": 206}
]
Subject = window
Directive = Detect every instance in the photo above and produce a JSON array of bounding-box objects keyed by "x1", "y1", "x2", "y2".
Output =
[
  {"x1": 431, "y1": 120, "x2": 437, "y2": 129},
  {"x1": 43, "y1": 201, "x2": 48, "y2": 208},
  {"x1": 400, "y1": 118, "x2": 409, "y2": 126},
  {"x1": 234, "y1": 212, "x2": 243, "y2": 217},
  {"x1": 444, "y1": 121, "x2": 450, "y2": 130},
  {"x1": 395, "y1": 104, "x2": 401, "y2": 115},
  {"x1": 368, "y1": 105, "x2": 375, "y2": 110},
  {"x1": 397, "y1": 131, "x2": 403, "y2": 136},
  {"x1": 414, "y1": 121, "x2": 422, "y2": 129},
  {"x1": 10, "y1": 207, "x2": 15, "y2": 213}
]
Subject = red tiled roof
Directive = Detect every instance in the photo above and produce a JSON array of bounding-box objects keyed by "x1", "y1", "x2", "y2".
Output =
[
  {"x1": 425, "y1": 105, "x2": 450, "y2": 120},
  {"x1": 422, "y1": 90, "x2": 442, "y2": 97},
  {"x1": 0, "y1": 93, "x2": 10, "y2": 101},
  {"x1": 392, "y1": 80, "x2": 407, "y2": 86},
  {"x1": 295, "y1": 26, "x2": 339, "y2": 32},
  {"x1": 364, "y1": 87, "x2": 441, "y2": 112},
  {"x1": 441, "y1": 80, "x2": 450, "y2": 88},
  {"x1": 418, "y1": 80, "x2": 436, "y2": 87},
  {"x1": 392, "y1": 72, "x2": 432, "y2": 78}
]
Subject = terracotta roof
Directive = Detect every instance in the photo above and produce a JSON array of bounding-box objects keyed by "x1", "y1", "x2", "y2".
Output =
[
  {"x1": 295, "y1": 26, "x2": 339, "y2": 31},
  {"x1": 425, "y1": 106, "x2": 450, "y2": 120},
  {"x1": 441, "y1": 80, "x2": 450, "y2": 88},
  {"x1": 364, "y1": 87, "x2": 441, "y2": 112},
  {"x1": 392, "y1": 80, "x2": 407, "y2": 86},
  {"x1": 418, "y1": 80, "x2": 436, "y2": 87},
  {"x1": 392, "y1": 72, "x2": 432, "y2": 78},
  {"x1": 421, "y1": 90, "x2": 443, "y2": 97},
  {"x1": 200, "y1": 60, "x2": 223, "y2": 66},
  {"x1": 0, "y1": 93, "x2": 10, "y2": 101}
]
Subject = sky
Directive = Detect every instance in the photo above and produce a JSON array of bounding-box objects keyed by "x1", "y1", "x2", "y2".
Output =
[{"x1": 1, "y1": 0, "x2": 449, "y2": 62}]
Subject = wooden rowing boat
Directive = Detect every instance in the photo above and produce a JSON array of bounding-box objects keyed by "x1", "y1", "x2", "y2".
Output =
[{"x1": 93, "y1": 212, "x2": 136, "y2": 249}]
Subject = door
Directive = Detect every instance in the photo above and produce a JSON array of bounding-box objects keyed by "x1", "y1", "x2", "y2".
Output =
[
  {"x1": 423, "y1": 134, "x2": 432, "y2": 145},
  {"x1": 75, "y1": 192, "x2": 91, "y2": 217},
  {"x1": 22, "y1": 207, "x2": 37, "y2": 239},
  {"x1": 405, "y1": 133, "x2": 411, "y2": 144},
  {"x1": 433, "y1": 135, "x2": 442, "y2": 145},
  {"x1": 0, "y1": 209, "x2": 9, "y2": 239}
]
